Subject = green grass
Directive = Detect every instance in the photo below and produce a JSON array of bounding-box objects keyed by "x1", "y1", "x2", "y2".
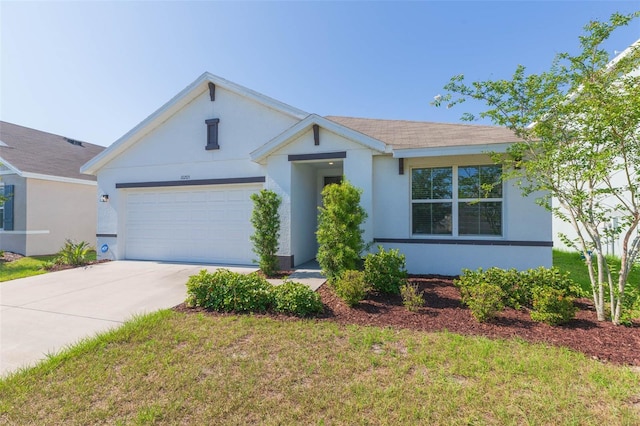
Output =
[
  {"x1": 0, "y1": 255, "x2": 56, "y2": 282},
  {"x1": 0, "y1": 251, "x2": 97, "y2": 282},
  {"x1": 553, "y1": 249, "x2": 640, "y2": 293},
  {"x1": 1, "y1": 310, "x2": 639, "y2": 425}
]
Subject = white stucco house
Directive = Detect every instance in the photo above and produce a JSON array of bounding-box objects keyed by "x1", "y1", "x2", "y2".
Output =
[
  {"x1": 0, "y1": 121, "x2": 105, "y2": 256},
  {"x1": 81, "y1": 72, "x2": 552, "y2": 275}
]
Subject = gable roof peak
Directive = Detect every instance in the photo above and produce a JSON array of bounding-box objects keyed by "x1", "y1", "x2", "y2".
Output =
[{"x1": 82, "y1": 72, "x2": 310, "y2": 174}]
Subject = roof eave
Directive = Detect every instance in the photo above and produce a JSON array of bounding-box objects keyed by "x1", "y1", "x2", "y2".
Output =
[
  {"x1": 0, "y1": 157, "x2": 22, "y2": 175},
  {"x1": 392, "y1": 142, "x2": 514, "y2": 158}
]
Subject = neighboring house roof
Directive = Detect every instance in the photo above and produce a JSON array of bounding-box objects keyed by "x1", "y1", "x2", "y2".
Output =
[
  {"x1": 325, "y1": 116, "x2": 523, "y2": 150},
  {"x1": 81, "y1": 72, "x2": 309, "y2": 175},
  {"x1": 0, "y1": 121, "x2": 104, "y2": 182}
]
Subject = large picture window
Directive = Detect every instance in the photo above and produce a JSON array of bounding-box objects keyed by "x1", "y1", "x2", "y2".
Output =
[{"x1": 411, "y1": 165, "x2": 503, "y2": 237}]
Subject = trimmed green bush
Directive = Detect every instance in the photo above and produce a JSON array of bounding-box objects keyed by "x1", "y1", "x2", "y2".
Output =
[
  {"x1": 530, "y1": 287, "x2": 577, "y2": 325},
  {"x1": 521, "y1": 267, "x2": 585, "y2": 299},
  {"x1": 272, "y1": 281, "x2": 323, "y2": 317},
  {"x1": 316, "y1": 179, "x2": 367, "y2": 283},
  {"x1": 400, "y1": 282, "x2": 424, "y2": 312},
  {"x1": 456, "y1": 266, "x2": 583, "y2": 310},
  {"x1": 333, "y1": 270, "x2": 369, "y2": 307},
  {"x1": 250, "y1": 189, "x2": 282, "y2": 277},
  {"x1": 462, "y1": 282, "x2": 505, "y2": 322},
  {"x1": 185, "y1": 269, "x2": 273, "y2": 313},
  {"x1": 364, "y1": 246, "x2": 408, "y2": 294}
]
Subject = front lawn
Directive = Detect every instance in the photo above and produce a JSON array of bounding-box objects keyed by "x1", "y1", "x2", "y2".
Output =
[
  {"x1": 0, "y1": 255, "x2": 56, "y2": 282},
  {"x1": 0, "y1": 251, "x2": 97, "y2": 282},
  {"x1": 1, "y1": 310, "x2": 638, "y2": 424}
]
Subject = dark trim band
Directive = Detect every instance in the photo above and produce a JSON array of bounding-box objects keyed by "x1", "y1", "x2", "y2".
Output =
[
  {"x1": 374, "y1": 238, "x2": 553, "y2": 247},
  {"x1": 288, "y1": 151, "x2": 347, "y2": 161},
  {"x1": 116, "y1": 176, "x2": 266, "y2": 189},
  {"x1": 96, "y1": 233, "x2": 117, "y2": 238}
]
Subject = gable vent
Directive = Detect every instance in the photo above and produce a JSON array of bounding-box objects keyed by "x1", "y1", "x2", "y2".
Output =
[{"x1": 65, "y1": 138, "x2": 83, "y2": 146}]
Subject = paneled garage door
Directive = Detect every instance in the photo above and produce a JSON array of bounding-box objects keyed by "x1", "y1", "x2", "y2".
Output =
[{"x1": 124, "y1": 184, "x2": 261, "y2": 264}]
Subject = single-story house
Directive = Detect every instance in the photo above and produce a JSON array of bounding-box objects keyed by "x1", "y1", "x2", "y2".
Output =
[
  {"x1": 81, "y1": 73, "x2": 552, "y2": 275},
  {"x1": 0, "y1": 121, "x2": 105, "y2": 256}
]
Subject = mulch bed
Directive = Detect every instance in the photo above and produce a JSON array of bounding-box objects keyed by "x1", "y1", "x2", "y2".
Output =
[
  {"x1": 177, "y1": 275, "x2": 640, "y2": 366},
  {"x1": 44, "y1": 259, "x2": 111, "y2": 272},
  {"x1": 0, "y1": 251, "x2": 24, "y2": 263}
]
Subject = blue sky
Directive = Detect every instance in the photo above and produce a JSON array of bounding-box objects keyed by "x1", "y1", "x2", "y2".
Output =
[{"x1": 1, "y1": 1, "x2": 638, "y2": 147}]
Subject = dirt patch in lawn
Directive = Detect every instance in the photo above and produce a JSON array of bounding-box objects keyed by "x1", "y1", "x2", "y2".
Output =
[{"x1": 176, "y1": 275, "x2": 640, "y2": 366}]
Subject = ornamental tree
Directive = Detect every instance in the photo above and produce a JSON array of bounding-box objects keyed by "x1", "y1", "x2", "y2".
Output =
[
  {"x1": 250, "y1": 189, "x2": 282, "y2": 277},
  {"x1": 434, "y1": 12, "x2": 640, "y2": 324}
]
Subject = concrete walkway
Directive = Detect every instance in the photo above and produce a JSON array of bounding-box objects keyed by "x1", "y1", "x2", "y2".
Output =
[
  {"x1": 0, "y1": 260, "x2": 325, "y2": 377},
  {"x1": 266, "y1": 260, "x2": 326, "y2": 290}
]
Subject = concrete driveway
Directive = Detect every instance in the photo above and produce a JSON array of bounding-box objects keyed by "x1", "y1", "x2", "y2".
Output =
[{"x1": 0, "y1": 261, "x2": 257, "y2": 377}]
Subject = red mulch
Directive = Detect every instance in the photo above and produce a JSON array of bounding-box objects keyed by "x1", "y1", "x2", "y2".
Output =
[
  {"x1": 177, "y1": 275, "x2": 640, "y2": 366},
  {"x1": 256, "y1": 270, "x2": 295, "y2": 279},
  {"x1": 317, "y1": 276, "x2": 640, "y2": 366}
]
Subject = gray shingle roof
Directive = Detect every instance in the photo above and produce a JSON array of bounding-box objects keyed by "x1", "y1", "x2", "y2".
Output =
[
  {"x1": 325, "y1": 116, "x2": 524, "y2": 150},
  {"x1": 0, "y1": 121, "x2": 104, "y2": 181}
]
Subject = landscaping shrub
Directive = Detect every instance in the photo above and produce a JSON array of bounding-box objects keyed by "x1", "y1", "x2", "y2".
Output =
[
  {"x1": 530, "y1": 287, "x2": 577, "y2": 325},
  {"x1": 364, "y1": 246, "x2": 408, "y2": 294},
  {"x1": 620, "y1": 285, "x2": 640, "y2": 326},
  {"x1": 272, "y1": 281, "x2": 323, "y2": 317},
  {"x1": 333, "y1": 270, "x2": 369, "y2": 307},
  {"x1": 462, "y1": 282, "x2": 505, "y2": 322},
  {"x1": 250, "y1": 189, "x2": 282, "y2": 277},
  {"x1": 56, "y1": 240, "x2": 92, "y2": 266},
  {"x1": 521, "y1": 267, "x2": 585, "y2": 299},
  {"x1": 316, "y1": 179, "x2": 367, "y2": 283},
  {"x1": 400, "y1": 282, "x2": 424, "y2": 312},
  {"x1": 456, "y1": 266, "x2": 583, "y2": 312},
  {"x1": 185, "y1": 269, "x2": 273, "y2": 313},
  {"x1": 481, "y1": 267, "x2": 527, "y2": 309}
]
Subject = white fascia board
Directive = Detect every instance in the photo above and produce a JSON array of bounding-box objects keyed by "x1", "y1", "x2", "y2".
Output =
[
  {"x1": 251, "y1": 114, "x2": 389, "y2": 163},
  {"x1": 81, "y1": 72, "x2": 309, "y2": 175},
  {"x1": 203, "y1": 72, "x2": 309, "y2": 120},
  {"x1": 21, "y1": 172, "x2": 97, "y2": 186},
  {"x1": 392, "y1": 142, "x2": 513, "y2": 158},
  {"x1": 0, "y1": 157, "x2": 21, "y2": 175}
]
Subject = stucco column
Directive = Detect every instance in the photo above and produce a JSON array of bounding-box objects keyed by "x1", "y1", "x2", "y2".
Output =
[
  {"x1": 265, "y1": 154, "x2": 292, "y2": 260},
  {"x1": 343, "y1": 149, "x2": 374, "y2": 247}
]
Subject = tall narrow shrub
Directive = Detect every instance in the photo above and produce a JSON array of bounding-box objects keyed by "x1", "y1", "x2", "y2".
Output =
[
  {"x1": 316, "y1": 179, "x2": 367, "y2": 282},
  {"x1": 250, "y1": 189, "x2": 281, "y2": 277}
]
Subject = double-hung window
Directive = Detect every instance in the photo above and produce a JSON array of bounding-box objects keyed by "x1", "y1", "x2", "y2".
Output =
[{"x1": 411, "y1": 165, "x2": 503, "y2": 237}]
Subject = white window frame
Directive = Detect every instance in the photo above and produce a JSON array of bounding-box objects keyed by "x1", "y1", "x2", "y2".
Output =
[{"x1": 411, "y1": 165, "x2": 504, "y2": 238}]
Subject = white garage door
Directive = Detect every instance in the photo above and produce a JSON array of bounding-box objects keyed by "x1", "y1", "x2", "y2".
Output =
[{"x1": 124, "y1": 184, "x2": 261, "y2": 264}]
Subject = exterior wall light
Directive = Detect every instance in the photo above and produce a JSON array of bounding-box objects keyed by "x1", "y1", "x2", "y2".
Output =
[{"x1": 100, "y1": 194, "x2": 109, "y2": 202}]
